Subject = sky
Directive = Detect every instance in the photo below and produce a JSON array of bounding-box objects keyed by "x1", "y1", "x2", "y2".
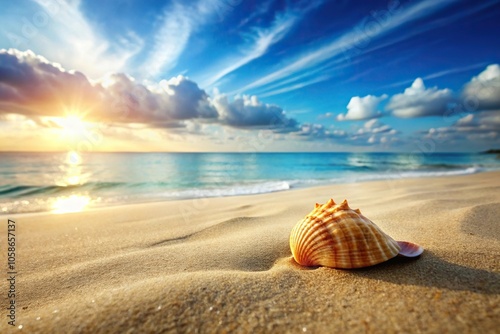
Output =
[{"x1": 0, "y1": 0, "x2": 499, "y2": 152}]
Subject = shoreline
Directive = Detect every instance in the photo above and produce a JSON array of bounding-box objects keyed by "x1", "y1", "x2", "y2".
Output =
[
  {"x1": 2, "y1": 169, "x2": 498, "y2": 217},
  {"x1": 1, "y1": 171, "x2": 499, "y2": 333}
]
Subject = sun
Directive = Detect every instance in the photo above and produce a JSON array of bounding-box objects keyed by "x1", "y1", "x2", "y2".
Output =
[
  {"x1": 52, "y1": 113, "x2": 89, "y2": 141},
  {"x1": 59, "y1": 115, "x2": 86, "y2": 132}
]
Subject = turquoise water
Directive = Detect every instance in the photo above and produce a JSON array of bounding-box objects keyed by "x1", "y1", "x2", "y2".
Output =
[{"x1": 0, "y1": 152, "x2": 499, "y2": 214}]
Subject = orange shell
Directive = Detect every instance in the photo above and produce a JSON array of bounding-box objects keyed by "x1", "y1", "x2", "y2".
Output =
[{"x1": 290, "y1": 199, "x2": 405, "y2": 268}]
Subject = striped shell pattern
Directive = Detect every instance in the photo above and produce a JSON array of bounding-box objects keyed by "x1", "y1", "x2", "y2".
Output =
[{"x1": 290, "y1": 199, "x2": 423, "y2": 268}]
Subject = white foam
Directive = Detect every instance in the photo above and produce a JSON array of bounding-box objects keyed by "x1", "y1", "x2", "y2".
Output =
[
  {"x1": 2, "y1": 166, "x2": 494, "y2": 214},
  {"x1": 160, "y1": 167, "x2": 485, "y2": 200},
  {"x1": 161, "y1": 181, "x2": 291, "y2": 199},
  {"x1": 289, "y1": 167, "x2": 484, "y2": 188}
]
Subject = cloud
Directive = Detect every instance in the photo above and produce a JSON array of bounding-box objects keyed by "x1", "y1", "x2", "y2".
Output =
[
  {"x1": 200, "y1": 1, "x2": 327, "y2": 89},
  {"x1": 101, "y1": 74, "x2": 218, "y2": 125},
  {"x1": 1, "y1": 46, "x2": 410, "y2": 151},
  {"x1": 352, "y1": 119, "x2": 397, "y2": 145},
  {"x1": 0, "y1": 49, "x2": 216, "y2": 126},
  {"x1": 318, "y1": 112, "x2": 334, "y2": 119},
  {"x1": 423, "y1": 62, "x2": 489, "y2": 81},
  {"x1": 140, "y1": 0, "x2": 238, "y2": 78},
  {"x1": 295, "y1": 123, "x2": 346, "y2": 140},
  {"x1": 454, "y1": 111, "x2": 500, "y2": 133},
  {"x1": 236, "y1": 0, "x2": 274, "y2": 29},
  {"x1": 386, "y1": 78, "x2": 454, "y2": 118},
  {"x1": 211, "y1": 93, "x2": 298, "y2": 130},
  {"x1": 0, "y1": 48, "x2": 301, "y2": 133},
  {"x1": 422, "y1": 111, "x2": 499, "y2": 144},
  {"x1": 337, "y1": 94, "x2": 387, "y2": 121},
  {"x1": 0, "y1": 49, "x2": 99, "y2": 117},
  {"x1": 462, "y1": 64, "x2": 500, "y2": 111},
  {"x1": 380, "y1": 62, "x2": 489, "y2": 90},
  {"x1": 236, "y1": 0, "x2": 463, "y2": 95},
  {"x1": 1, "y1": 0, "x2": 143, "y2": 79},
  {"x1": 201, "y1": 10, "x2": 299, "y2": 88},
  {"x1": 363, "y1": 119, "x2": 392, "y2": 133},
  {"x1": 258, "y1": 74, "x2": 331, "y2": 98},
  {"x1": 294, "y1": 118, "x2": 397, "y2": 148},
  {"x1": 139, "y1": 3, "x2": 193, "y2": 78},
  {"x1": 347, "y1": 64, "x2": 499, "y2": 122}
]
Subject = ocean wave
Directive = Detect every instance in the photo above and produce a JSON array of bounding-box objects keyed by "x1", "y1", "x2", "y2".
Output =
[
  {"x1": 0, "y1": 182, "x2": 131, "y2": 199},
  {"x1": 419, "y1": 163, "x2": 473, "y2": 170},
  {"x1": 389, "y1": 166, "x2": 484, "y2": 178},
  {"x1": 158, "y1": 181, "x2": 291, "y2": 199},
  {"x1": 0, "y1": 184, "x2": 69, "y2": 197},
  {"x1": 130, "y1": 166, "x2": 485, "y2": 199},
  {"x1": 1, "y1": 165, "x2": 497, "y2": 215},
  {"x1": 290, "y1": 167, "x2": 485, "y2": 187}
]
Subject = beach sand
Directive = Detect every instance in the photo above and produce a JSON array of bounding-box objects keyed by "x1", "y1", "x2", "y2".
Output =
[{"x1": 1, "y1": 172, "x2": 499, "y2": 333}]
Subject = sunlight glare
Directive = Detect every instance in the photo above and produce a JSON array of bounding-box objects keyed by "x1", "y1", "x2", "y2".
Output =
[
  {"x1": 65, "y1": 175, "x2": 81, "y2": 185},
  {"x1": 53, "y1": 113, "x2": 90, "y2": 142},
  {"x1": 60, "y1": 115, "x2": 86, "y2": 132},
  {"x1": 67, "y1": 150, "x2": 82, "y2": 165},
  {"x1": 51, "y1": 195, "x2": 90, "y2": 214},
  {"x1": 55, "y1": 151, "x2": 87, "y2": 187}
]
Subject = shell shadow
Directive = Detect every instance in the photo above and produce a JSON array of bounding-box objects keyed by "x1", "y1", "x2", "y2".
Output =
[{"x1": 347, "y1": 251, "x2": 500, "y2": 295}]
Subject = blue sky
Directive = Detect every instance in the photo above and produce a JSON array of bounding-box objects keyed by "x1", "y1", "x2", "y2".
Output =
[{"x1": 0, "y1": 0, "x2": 499, "y2": 152}]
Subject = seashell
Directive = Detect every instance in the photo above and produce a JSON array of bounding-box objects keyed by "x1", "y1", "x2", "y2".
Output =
[{"x1": 290, "y1": 199, "x2": 423, "y2": 268}]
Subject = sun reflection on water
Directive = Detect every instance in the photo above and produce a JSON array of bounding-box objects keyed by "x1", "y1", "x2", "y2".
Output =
[
  {"x1": 51, "y1": 195, "x2": 90, "y2": 214},
  {"x1": 67, "y1": 150, "x2": 82, "y2": 165},
  {"x1": 55, "y1": 151, "x2": 89, "y2": 187},
  {"x1": 50, "y1": 151, "x2": 92, "y2": 213}
]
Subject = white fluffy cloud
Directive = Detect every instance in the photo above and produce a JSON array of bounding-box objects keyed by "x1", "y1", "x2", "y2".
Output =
[
  {"x1": 337, "y1": 94, "x2": 388, "y2": 121},
  {"x1": 386, "y1": 78, "x2": 454, "y2": 117},
  {"x1": 462, "y1": 64, "x2": 500, "y2": 111},
  {"x1": 337, "y1": 64, "x2": 499, "y2": 123}
]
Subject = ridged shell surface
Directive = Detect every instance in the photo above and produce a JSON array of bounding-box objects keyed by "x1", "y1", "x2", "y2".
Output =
[{"x1": 290, "y1": 199, "x2": 401, "y2": 268}]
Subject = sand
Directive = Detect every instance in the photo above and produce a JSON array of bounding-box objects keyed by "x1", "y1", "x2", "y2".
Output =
[{"x1": 1, "y1": 172, "x2": 499, "y2": 333}]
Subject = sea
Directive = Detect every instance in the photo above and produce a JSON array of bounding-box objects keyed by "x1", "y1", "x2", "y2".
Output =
[{"x1": 1, "y1": 152, "x2": 499, "y2": 214}]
